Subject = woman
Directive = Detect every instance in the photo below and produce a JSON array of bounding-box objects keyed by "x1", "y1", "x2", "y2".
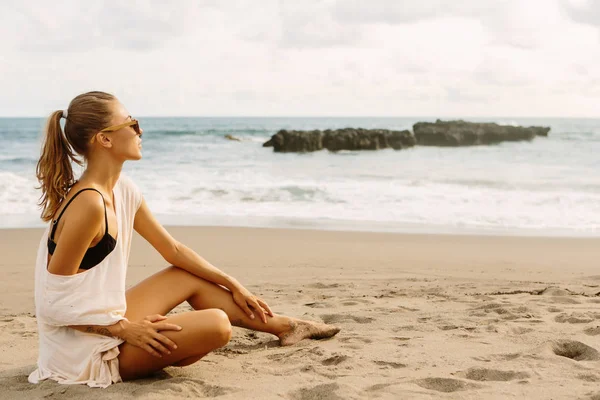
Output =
[{"x1": 28, "y1": 91, "x2": 340, "y2": 388}]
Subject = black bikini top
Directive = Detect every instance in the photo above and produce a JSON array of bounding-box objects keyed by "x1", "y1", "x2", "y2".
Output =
[{"x1": 47, "y1": 188, "x2": 117, "y2": 270}]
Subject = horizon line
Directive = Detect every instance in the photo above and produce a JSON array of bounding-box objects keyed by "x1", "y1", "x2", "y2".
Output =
[{"x1": 0, "y1": 115, "x2": 598, "y2": 119}]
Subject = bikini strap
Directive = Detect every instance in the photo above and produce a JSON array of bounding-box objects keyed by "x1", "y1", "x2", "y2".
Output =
[{"x1": 50, "y1": 188, "x2": 108, "y2": 240}]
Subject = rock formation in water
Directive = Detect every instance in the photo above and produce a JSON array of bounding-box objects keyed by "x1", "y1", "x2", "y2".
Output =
[
  {"x1": 262, "y1": 120, "x2": 551, "y2": 152},
  {"x1": 412, "y1": 120, "x2": 550, "y2": 146},
  {"x1": 262, "y1": 128, "x2": 416, "y2": 153}
]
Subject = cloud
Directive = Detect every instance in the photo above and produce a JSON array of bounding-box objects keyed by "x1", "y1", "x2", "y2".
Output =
[
  {"x1": 332, "y1": 0, "x2": 564, "y2": 51},
  {"x1": 331, "y1": 0, "x2": 512, "y2": 25},
  {"x1": 4, "y1": 0, "x2": 207, "y2": 52},
  {"x1": 237, "y1": 0, "x2": 363, "y2": 49},
  {"x1": 562, "y1": 0, "x2": 600, "y2": 28},
  {"x1": 0, "y1": 0, "x2": 599, "y2": 117},
  {"x1": 445, "y1": 87, "x2": 491, "y2": 104},
  {"x1": 561, "y1": 0, "x2": 600, "y2": 27},
  {"x1": 473, "y1": 54, "x2": 535, "y2": 87},
  {"x1": 278, "y1": 10, "x2": 362, "y2": 49}
]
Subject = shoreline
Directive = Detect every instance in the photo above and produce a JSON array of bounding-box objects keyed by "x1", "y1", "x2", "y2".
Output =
[{"x1": 1, "y1": 213, "x2": 598, "y2": 239}]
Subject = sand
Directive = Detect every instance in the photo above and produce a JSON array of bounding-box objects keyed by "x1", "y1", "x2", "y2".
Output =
[{"x1": 1, "y1": 226, "x2": 600, "y2": 399}]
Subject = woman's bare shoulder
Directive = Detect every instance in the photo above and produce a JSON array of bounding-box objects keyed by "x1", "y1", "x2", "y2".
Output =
[
  {"x1": 47, "y1": 190, "x2": 106, "y2": 275},
  {"x1": 53, "y1": 188, "x2": 106, "y2": 222}
]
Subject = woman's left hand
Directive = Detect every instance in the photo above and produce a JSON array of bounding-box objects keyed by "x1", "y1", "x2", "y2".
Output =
[{"x1": 232, "y1": 286, "x2": 274, "y2": 323}]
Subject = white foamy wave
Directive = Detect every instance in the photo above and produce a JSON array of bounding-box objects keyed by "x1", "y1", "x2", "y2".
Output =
[
  {"x1": 129, "y1": 174, "x2": 600, "y2": 234},
  {"x1": 2, "y1": 116, "x2": 600, "y2": 235},
  {"x1": 245, "y1": 136, "x2": 272, "y2": 143},
  {"x1": 0, "y1": 172, "x2": 40, "y2": 215}
]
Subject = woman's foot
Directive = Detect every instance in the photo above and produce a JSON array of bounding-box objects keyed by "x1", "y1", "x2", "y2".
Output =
[{"x1": 277, "y1": 319, "x2": 341, "y2": 346}]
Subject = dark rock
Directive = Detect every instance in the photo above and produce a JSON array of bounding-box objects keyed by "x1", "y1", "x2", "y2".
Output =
[
  {"x1": 262, "y1": 129, "x2": 323, "y2": 152},
  {"x1": 388, "y1": 130, "x2": 418, "y2": 150},
  {"x1": 413, "y1": 119, "x2": 550, "y2": 146},
  {"x1": 263, "y1": 128, "x2": 415, "y2": 153}
]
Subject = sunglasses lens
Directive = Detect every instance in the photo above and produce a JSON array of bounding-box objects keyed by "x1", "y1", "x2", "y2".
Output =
[{"x1": 133, "y1": 122, "x2": 140, "y2": 135}]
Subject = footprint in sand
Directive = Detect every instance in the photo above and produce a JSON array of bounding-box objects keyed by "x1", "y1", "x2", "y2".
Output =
[
  {"x1": 306, "y1": 283, "x2": 342, "y2": 289},
  {"x1": 128, "y1": 377, "x2": 238, "y2": 397},
  {"x1": 578, "y1": 374, "x2": 600, "y2": 382},
  {"x1": 304, "y1": 302, "x2": 332, "y2": 309},
  {"x1": 469, "y1": 303, "x2": 535, "y2": 321},
  {"x1": 438, "y1": 324, "x2": 459, "y2": 331},
  {"x1": 472, "y1": 353, "x2": 521, "y2": 362},
  {"x1": 551, "y1": 340, "x2": 600, "y2": 361},
  {"x1": 415, "y1": 378, "x2": 479, "y2": 393},
  {"x1": 267, "y1": 347, "x2": 346, "y2": 371},
  {"x1": 338, "y1": 336, "x2": 372, "y2": 344},
  {"x1": 511, "y1": 326, "x2": 534, "y2": 335},
  {"x1": 0, "y1": 373, "x2": 38, "y2": 394},
  {"x1": 373, "y1": 289, "x2": 406, "y2": 299},
  {"x1": 321, "y1": 354, "x2": 349, "y2": 366},
  {"x1": 364, "y1": 383, "x2": 395, "y2": 393},
  {"x1": 290, "y1": 383, "x2": 343, "y2": 400},
  {"x1": 374, "y1": 361, "x2": 407, "y2": 369},
  {"x1": 320, "y1": 314, "x2": 374, "y2": 324},
  {"x1": 555, "y1": 313, "x2": 595, "y2": 324},
  {"x1": 458, "y1": 368, "x2": 530, "y2": 381},
  {"x1": 584, "y1": 326, "x2": 600, "y2": 336},
  {"x1": 0, "y1": 315, "x2": 37, "y2": 339},
  {"x1": 340, "y1": 298, "x2": 374, "y2": 306},
  {"x1": 547, "y1": 297, "x2": 581, "y2": 304}
]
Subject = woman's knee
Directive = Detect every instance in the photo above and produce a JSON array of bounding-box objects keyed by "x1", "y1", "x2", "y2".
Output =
[
  {"x1": 180, "y1": 309, "x2": 231, "y2": 348},
  {"x1": 205, "y1": 308, "x2": 232, "y2": 346}
]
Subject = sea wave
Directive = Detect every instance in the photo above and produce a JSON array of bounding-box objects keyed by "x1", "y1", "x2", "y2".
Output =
[
  {"x1": 2, "y1": 116, "x2": 600, "y2": 235},
  {"x1": 0, "y1": 172, "x2": 40, "y2": 214},
  {"x1": 147, "y1": 127, "x2": 275, "y2": 138},
  {"x1": 0, "y1": 156, "x2": 38, "y2": 165}
]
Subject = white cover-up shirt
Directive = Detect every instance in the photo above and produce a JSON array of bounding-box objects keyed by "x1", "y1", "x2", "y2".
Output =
[{"x1": 28, "y1": 175, "x2": 142, "y2": 388}]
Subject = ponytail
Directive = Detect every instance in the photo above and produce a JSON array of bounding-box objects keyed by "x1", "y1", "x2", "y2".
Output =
[
  {"x1": 36, "y1": 110, "x2": 83, "y2": 222},
  {"x1": 35, "y1": 91, "x2": 116, "y2": 221}
]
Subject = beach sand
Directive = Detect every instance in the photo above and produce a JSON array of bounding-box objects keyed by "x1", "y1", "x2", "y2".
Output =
[{"x1": 1, "y1": 226, "x2": 599, "y2": 399}]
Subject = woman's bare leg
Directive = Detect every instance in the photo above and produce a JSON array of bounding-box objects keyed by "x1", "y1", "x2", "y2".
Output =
[
  {"x1": 119, "y1": 266, "x2": 339, "y2": 379},
  {"x1": 118, "y1": 309, "x2": 231, "y2": 380},
  {"x1": 125, "y1": 267, "x2": 339, "y2": 345}
]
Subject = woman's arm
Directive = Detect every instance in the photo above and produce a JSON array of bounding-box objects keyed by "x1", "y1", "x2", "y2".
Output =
[
  {"x1": 133, "y1": 198, "x2": 242, "y2": 291},
  {"x1": 69, "y1": 322, "x2": 123, "y2": 337},
  {"x1": 69, "y1": 315, "x2": 182, "y2": 358},
  {"x1": 133, "y1": 198, "x2": 273, "y2": 322}
]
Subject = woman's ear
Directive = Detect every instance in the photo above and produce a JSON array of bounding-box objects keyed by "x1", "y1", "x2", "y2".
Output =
[{"x1": 92, "y1": 132, "x2": 112, "y2": 148}]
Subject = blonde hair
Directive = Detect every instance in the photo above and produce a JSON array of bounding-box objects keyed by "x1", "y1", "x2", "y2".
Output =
[{"x1": 36, "y1": 91, "x2": 116, "y2": 221}]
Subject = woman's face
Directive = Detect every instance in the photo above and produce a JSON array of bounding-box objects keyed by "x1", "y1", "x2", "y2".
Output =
[{"x1": 103, "y1": 101, "x2": 144, "y2": 161}]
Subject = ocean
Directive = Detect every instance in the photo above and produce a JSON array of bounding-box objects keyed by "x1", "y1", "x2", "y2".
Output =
[{"x1": 1, "y1": 117, "x2": 598, "y2": 237}]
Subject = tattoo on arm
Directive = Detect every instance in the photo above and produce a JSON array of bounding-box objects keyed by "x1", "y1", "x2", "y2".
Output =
[{"x1": 84, "y1": 326, "x2": 113, "y2": 337}]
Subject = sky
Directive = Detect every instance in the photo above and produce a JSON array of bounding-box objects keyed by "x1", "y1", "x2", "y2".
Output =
[{"x1": 0, "y1": 0, "x2": 599, "y2": 117}]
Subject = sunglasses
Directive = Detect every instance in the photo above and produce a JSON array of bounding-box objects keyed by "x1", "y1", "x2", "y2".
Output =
[
  {"x1": 92, "y1": 119, "x2": 141, "y2": 144},
  {"x1": 101, "y1": 119, "x2": 141, "y2": 135}
]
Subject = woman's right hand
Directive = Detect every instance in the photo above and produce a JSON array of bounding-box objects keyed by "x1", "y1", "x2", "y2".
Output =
[{"x1": 117, "y1": 314, "x2": 182, "y2": 358}]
